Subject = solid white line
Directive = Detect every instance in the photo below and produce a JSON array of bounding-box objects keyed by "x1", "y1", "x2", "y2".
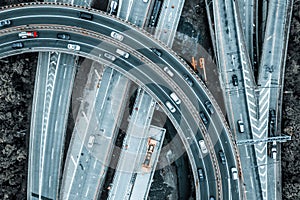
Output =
[
  {"x1": 94, "y1": 69, "x2": 101, "y2": 79},
  {"x1": 126, "y1": 0, "x2": 133, "y2": 21},
  {"x1": 250, "y1": 176, "x2": 254, "y2": 188},
  {"x1": 59, "y1": 95, "x2": 62, "y2": 106},
  {"x1": 245, "y1": 145, "x2": 249, "y2": 157},
  {"x1": 55, "y1": 120, "x2": 58, "y2": 132},
  {"x1": 49, "y1": 176, "x2": 51, "y2": 188},
  {"x1": 63, "y1": 67, "x2": 67, "y2": 79},
  {"x1": 93, "y1": 159, "x2": 97, "y2": 169},
  {"x1": 71, "y1": 155, "x2": 76, "y2": 165},
  {"x1": 51, "y1": 148, "x2": 54, "y2": 160},
  {"x1": 85, "y1": 186, "x2": 90, "y2": 197},
  {"x1": 82, "y1": 111, "x2": 89, "y2": 123}
]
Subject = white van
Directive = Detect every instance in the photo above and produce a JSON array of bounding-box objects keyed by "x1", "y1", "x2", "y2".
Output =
[
  {"x1": 170, "y1": 92, "x2": 181, "y2": 104},
  {"x1": 237, "y1": 120, "x2": 245, "y2": 133},
  {"x1": 116, "y1": 49, "x2": 129, "y2": 58},
  {"x1": 199, "y1": 140, "x2": 208, "y2": 154},
  {"x1": 231, "y1": 167, "x2": 238, "y2": 180}
]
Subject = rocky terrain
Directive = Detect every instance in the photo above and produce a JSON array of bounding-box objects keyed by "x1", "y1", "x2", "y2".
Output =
[
  {"x1": 281, "y1": 0, "x2": 300, "y2": 199},
  {"x1": 0, "y1": 53, "x2": 37, "y2": 199}
]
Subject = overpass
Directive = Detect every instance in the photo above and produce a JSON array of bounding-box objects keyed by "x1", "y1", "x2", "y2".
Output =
[{"x1": 0, "y1": 2, "x2": 242, "y2": 199}]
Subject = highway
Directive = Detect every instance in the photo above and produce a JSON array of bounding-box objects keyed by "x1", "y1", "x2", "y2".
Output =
[
  {"x1": 212, "y1": 0, "x2": 293, "y2": 199},
  {"x1": 154, "y1": 0, "x2": 185, "y2": 47},
  {"x1": 117, "y1": 0, "x2": 151, "y2": 27},
  {"x1": 0, "y1": 28, "x2": 222, "y2": 198},
  {"x1": 212, "y1": 0, "x2": 260, "y2": 199},
  {"x1": 108, "y1": 90, "x2": 155, "y2": 199},
  {"x1": 28, "y1": 52, "x2": 76, "y2": 199},
  {"x1": 256, "y1": 0, "x2": 291, "y2": 199},
  {"x1": 237, "y1": 0, "x2": 255, "y2": 65},
  {"x1": 0, "y1": 3, "x2": 242, "y2": 199},
  {"x1": 61, "y1": 67, "x2": 130, "y2": 199},
  {"x1": 32, "y1": 0, "x2": 91, "y2": 197}
]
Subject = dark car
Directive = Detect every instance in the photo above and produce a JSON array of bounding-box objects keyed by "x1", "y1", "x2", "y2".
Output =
[
  {"x1": 11, "y1": 42, "x2": 24, "y2": 49},
  {"x1": 205, "y1": 100, "x2": 214, "y2": 114},
  {"x1": 183, "y1": 74, "x2": 194, "y2": 87},
  {"x1": 148, "y1": 144, "x2": 155, "y2": 153},
  {"x1": 79, "y1": 12, "x2": 93, "y2": 20},
  {"x1": 57, "y1": 33, "x2": 70, "y2": 40},
  {"x1": 219, "y1": 150, "x2": 226, "y2": 165},
  {"x1": 143, "y1": 152, "x2": 152, "y2": 167},
  {"x1": 269, "y1": 109, "x2": 276, "y2": 125},
  {"x1": 200, "y1": 112, "x2": 208, "y2": 125},
  {"x1": 232, "y1": 74, "x2": 238, "y2": 86},
  {"x1": 151, "y1": 48, "x2": 162, "y2": 57},
  {"x1": 0, "y1": 19, "x2": 11, "y2": 27}
]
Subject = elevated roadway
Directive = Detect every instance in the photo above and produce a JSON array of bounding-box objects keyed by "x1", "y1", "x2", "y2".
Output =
[
  {"x1": 212, "y1": 0, "x2": 260, "y2": 199},
  {"x1": 0, "y1": 27, "x2": 221, "y2": 199},
  {"x1": 256, "y1": 0, "x2": 293, "y2": 199},
  {"x1": 117, "y1": 0, "x2": 151, "y2": 27},
  {"x1": 108, "y1": 90, "x2": 156, "y2": 200},
  {"x1": 28, "y1": 52, "x2": 76, "y2": 199},
  {"x1": 153, "y1": 0, "x2": 185, "y2": 47},
  {"x1": 0, "y1": 3, "x2": 242, "y2": 199},
  {"x1": 237, "y1": 0, "x2": 255, "y2": 65},
  {"x1": 213, "y1": 0, "x2": 293, "y2": 199},
  {"x1": 61, "y1": 67, "x2": 130, "y2": 199},
  {"x1": 36, "y1": 1, "x2": 91, "y2": 198}
]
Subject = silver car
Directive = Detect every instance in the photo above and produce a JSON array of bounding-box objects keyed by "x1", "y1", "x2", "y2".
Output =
[
  {"x1": 104, "y1": 53, "x2": 116, "y2": 61},
  {"x1": 110, "y1": 31, "x2": 124, "y2": 41}
]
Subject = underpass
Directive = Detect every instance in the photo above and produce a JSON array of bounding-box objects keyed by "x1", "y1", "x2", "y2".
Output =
[
  {"x1": 0, "y1": 4, "x2": 244, "y2": 198},
  {"x1": 108, "y1": 89, "x2": 164, "y2": 199},
  {"x1": 60, "y1": 66, "x2": 130, "y2": 199},
  {"x1": 28, "y1": 52, "x2": 77, "y2": 199}
]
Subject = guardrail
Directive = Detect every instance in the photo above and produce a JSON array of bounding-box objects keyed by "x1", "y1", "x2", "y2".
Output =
[{"x1": 0, "y1": 3, "x2": 244, "y2": 198}]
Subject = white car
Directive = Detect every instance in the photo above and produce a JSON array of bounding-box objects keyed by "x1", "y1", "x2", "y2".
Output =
[
  {"x1": 104, "y1": 52, "x2": 116, "y2": 61},
  {"x1": 170, "y1": 92, "x2": 181, "y2": 105},
  {"x1": 165, "y1": 101, "x2": 176, "y2": 113},
  {"x1": 163, "y1": 66, "x2": 174, "y2": 77},
  {"x1": 143, "y1": 0, "x2": 148, "y2": 2},
  {"x1": 237, "y1": 120, "x2": 245, "y2": 133},
  {"x1": 110, "y1": 31, "x2": 124, "y2": 41},
  {"x1": 199, "y1": 140, "x2": 208, "y2": 154},
  {"x1": 231, "y1": 167, "x2": 238, "y2": 180},
  {"x1": 116, "y1": 49, "x2": 129, "y2": 58},
  {"x1": 67, "y1": 44, "x2": 80, "y2": 51},
  {"x1": 87, "y1": 135, "x2": 95, "y2": 148}
]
